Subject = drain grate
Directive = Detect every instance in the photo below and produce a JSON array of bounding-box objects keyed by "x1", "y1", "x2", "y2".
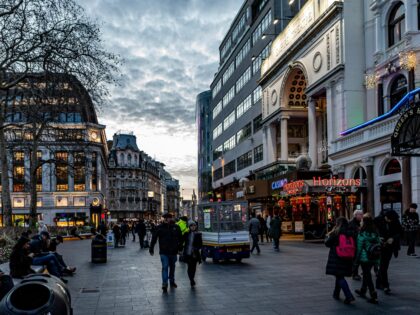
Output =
[{"x1": 80, "y1": 288, "x2": 100, "y2": 293}]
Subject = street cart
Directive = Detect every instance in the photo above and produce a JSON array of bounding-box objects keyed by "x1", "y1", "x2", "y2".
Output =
[{"x1": 198, "y1": 201, "x2": 250, "y2": 263}]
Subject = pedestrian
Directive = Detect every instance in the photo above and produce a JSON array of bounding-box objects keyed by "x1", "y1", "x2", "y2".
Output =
[
  {"x1": 98, "y1": 221, "x2": 107, "y2": 236},
  {"x1": 374, "y1": 209, "x2": 402, "y2": 294},
  {"x1": 135, "y1": 219, "x2": 147, "y2": 249},
  {"x1": 70, "y1": 226, "x2": 83, "y2": 240},
  {"x1": 37, "y1": 221, "x2": 48, "y2": 234},
  {"x1": 258, "y1": 214, "x2": 266, "y2": 243},
  {"x1": 183, "y1": 220, "x2": 203, "y2": 288},
  {"x1": 265, "y1": 214, "x2": 272, "y2": 242},
  {"x1": 131, "y1": 221, "x2": 136, "y2": 242},
  {"x1": 112, "y1": 223, "x2": 121, "y2": 248},
  {"x1": 249, "y1": 213, "x2": 261, "y2": 254},
  {"x1": 270, "y1": 208, "x2": 282, "y2": 251},
  {"x1": 402, "y1": 203, "x2": 419, "y2": 256},
  {"x1": 120, "y1": 221, "x2": 128, "y2": 246},
  {"x1": 354, "y1": 214, "x2": 381, "y2": 304},
  {"x1": 149, "y1": 213, "x2": 183, "y2": 292},
  {"x1": 325, "y1": 216, "x2": 356, "y2": 304},
  {"x1": 349, "y1": 209, "x2": 363, "y2": 280}
]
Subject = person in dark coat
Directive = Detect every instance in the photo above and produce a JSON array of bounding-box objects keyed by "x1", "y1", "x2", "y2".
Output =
[
  {"x1": 0, "y1": 268, "x2": 14, "y2": 301},
  {"x1": 9, "y1": 237, "x2": 34, "y2": 278},
  {"x1": 325, "y1": 217, "x2": 355, "y2": 304},
  {"x1": 258, "y1": 214, "x2": 267, "y2": 243},
  {"x1": 120, "y1": 221, "x2": 128, "y2": 246},
  {"x1": 135, "y1": 219, "x2": 147, "y2": 249},
  {"x1": 183, "y1": 220, "x2": 203, "y2": 287},
  {"x1": 112, "y1": 223, "x2": 121, "y2": 248},
  {"x1": 149, "y1": 213, "x2": 183, "y2": 292},
  {"x1": 348, "y1": 209, "x2": 363, "y2": 280},
  {"x1": 269, "y1": 208, "x2": 282, "y2": 252},
  {"x1": 374, "y1": 209, "x2": 402, "y2": 294},
  {"x1": 402, "y1": 203, "x2": 419, "y2": 256}
]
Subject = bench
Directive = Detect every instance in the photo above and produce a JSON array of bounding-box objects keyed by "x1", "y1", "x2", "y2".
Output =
[{"x1": 0, "y1": 262, "x2": 46, "y2": 285}]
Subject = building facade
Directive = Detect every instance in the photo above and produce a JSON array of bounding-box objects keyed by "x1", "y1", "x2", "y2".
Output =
[
  {"x1": 210, "y1": 0, "x2": 307, "y2": 201},
  {"x1": 0, "y1": 74, "x2": 108, "y2": 226},
  {"x1": 165, "y1": 173, "x2": 180, "y2": 216},
  {"x1": 196, "y1": 90, "x2": 212, "y2": 202}
]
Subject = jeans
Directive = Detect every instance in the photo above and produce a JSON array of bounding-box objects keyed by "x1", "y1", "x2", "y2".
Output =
[
  {"x1": 376, "y1": 247, "x2": 393, "y2": 289},
  {"x1": 160, "y1": 255, "x2": 177, "y2": 285},
  {"x1": 407, "y1": 231, "x2": 417, "y2": 255},
  {"x1": 334, "y1": 276, "x2": 353, "y2": 299},
  {"x1": 360, "y1": 262, "x2": 375, "y2": 294},
  {"x1": 32, "y1": 253, "x2": 62, "y2": 277},
  {"x1": 187, "y1": 258, "x2": 198, "y2": 282},
  {"x1": 251, "y1": 233, "x2": 260, "y2": 253}
]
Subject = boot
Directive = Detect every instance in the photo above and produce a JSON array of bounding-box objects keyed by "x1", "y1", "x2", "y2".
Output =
[{"x1": 367, "y1": 291, "x2": 378, "y2": 304}]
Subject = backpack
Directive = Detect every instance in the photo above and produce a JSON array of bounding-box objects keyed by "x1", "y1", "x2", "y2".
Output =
[
  {"x1": 336, "y1": 234, "x2": 356, "y2": 259},
  {"x1": 365, "y1": 237, "x2": 382, "y2": 261}
]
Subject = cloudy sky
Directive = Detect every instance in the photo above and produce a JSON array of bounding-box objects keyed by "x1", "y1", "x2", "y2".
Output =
[{"x1": 78, "y1": 0, "x2": 243, "y2": 198}]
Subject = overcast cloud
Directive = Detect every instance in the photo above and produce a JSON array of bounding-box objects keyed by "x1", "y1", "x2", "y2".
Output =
[{"x1": 78, "y1": 0, "x2": 243, "y2": 197}]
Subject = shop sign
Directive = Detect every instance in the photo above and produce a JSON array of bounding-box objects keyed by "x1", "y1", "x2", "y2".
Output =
[
  {"x1": 283, "y1": 180, "x2": 305, "y2": 194},
  {"x1": 391, "y1": 105, "x2": 420, "y2": 156},
  {"x1": 312, "y1": 177, "x2": 361, "y2": 187},
  {"x1": 271, "y1": 179, "x2": 288, "y2": 190}
]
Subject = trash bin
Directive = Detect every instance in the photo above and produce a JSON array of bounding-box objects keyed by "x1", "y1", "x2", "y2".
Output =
[
  {"x1": 0, "y1": 274, "x2": 71, "y2": 315},
  {"x1": 91, "y1": 234, "x2": 107, "y2": 263}
]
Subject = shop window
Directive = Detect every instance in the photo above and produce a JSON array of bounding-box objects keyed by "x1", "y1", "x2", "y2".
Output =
[
  {"x1": 388, "y1": 2, "x2": 405, "y2": 47},
  {"x1": 384, "y1": 159, "x2": 401, "y2": 175},
  {"x1": 390, "y1": 75, "x2": 407, "y2": 107}
]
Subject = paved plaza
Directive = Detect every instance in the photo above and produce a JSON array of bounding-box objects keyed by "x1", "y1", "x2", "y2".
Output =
[{"x1": 59, "y1": 238, "x2": 420, "y2": 315}]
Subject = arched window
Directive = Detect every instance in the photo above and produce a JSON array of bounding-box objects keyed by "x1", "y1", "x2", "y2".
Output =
[
  {"x1": 127, "y1": 154, "x2": 132, "y2": 166},
  {"x1": 388, "y1": 2, "x2": 405, "y2": 47},
  {"x1": 119, "y1": 153, "x2": 124, "y2": 165},
  {"x1": 384, "y1": 159, "x2": 401, "y2": 175},
  {"x1": 390, "y1": 75, "x2": 407, "y2": 107},
  {"x1": 353, "y1": 167, "x2": 367, "y2": 179}
]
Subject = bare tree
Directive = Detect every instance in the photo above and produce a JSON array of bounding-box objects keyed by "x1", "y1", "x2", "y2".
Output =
[{"x1": 0, "y1": 0, "x2": 120, "y2": 227}]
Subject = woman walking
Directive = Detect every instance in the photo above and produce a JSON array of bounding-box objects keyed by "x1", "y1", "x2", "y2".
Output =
[
  {"x1": 325, "y1": 217, "x2": 356, "y2": 304},
  {"x1": 354, "y1": 214, "x2": 381, "y2": 304},
  {"x1": 183, "y1": 220, "x2": 203, "y2": 288}
]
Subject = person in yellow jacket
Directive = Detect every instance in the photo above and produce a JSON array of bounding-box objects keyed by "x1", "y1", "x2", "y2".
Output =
[{"x1": 176, "y1": 216, "x2": 189, "y2": 236}]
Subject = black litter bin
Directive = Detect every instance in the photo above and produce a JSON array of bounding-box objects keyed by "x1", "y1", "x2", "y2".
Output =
[
  {"x1": 0, "y1": 274, "x2": 72, "y2": 315},
  {"x1": 91, "y1": 234, "x2": 107, "y2": 263}
]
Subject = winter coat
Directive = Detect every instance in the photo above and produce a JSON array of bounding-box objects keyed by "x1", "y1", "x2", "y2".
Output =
[
  {"x1": 348, "y1": 218, "x2": 361, "y2": 238},
  {"x1": 135, "y1": 222, "x2": 146, "y2": 236},
  {"x1": 29, "y1": 235, "x2": 47, "y2": 255},
  {"x1": 112, "y1": 225, "x2": 121, "y2": 238},
  {"x1": 183, "y1": 231, "x2": 203, "y2": 262},
  {"x1": 249, "y1": 218, "x2": 260, "y2": 235},
  {"x1": 120, "y1": 223, "x2": 128, "y2": 236},
  {"x1": 356, "y1": 231, "x2": 381, "y2": 264},
  {"x1": 258, "y1": 217, "x2": 267, "y2": 232},
  {"x1": 150, "y1": 222, "x2": 183, "y2": 255},
  {"x1": 402, "y1": 211, "x2": 419, "y2": 232},
  {"x1": 374, "y1": 213, "x2": 402, "y2": 255},
  {"x1": 9, "y1": 249, "x2": 34, "y2": 278},
  {"x1": 325, "y1": 231, "x2": 353, "y2": 277},
  {"x1": 269, "y1": 216, "x2": 282, "y2": 239}
]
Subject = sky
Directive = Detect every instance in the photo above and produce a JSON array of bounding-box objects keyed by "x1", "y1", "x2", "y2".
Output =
[{"x1": 78, "y1": 0, "x2": 243, "y2": 198}]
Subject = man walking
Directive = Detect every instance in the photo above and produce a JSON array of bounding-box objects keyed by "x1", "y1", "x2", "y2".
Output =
[
  {"x1": 249, "y1": 213, "x2": 261, "y2": 254},
  {"x1": 270, "y1": 209, "x2": 282, "y2": 252},
  {"x1": 402, "y1": 203, "x2": 419, "y2": 256},
  {"x1": 149, "y1": 213, "x2": 183, "y2": 292},
  {"x1": 135, "y1": 219, "x2": 147, "y2": 249},
  {"x1": 349, "y1": 209, "x2": 363, "y2": 280}
]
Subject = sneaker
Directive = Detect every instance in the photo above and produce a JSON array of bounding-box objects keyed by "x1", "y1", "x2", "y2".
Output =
[
  {"x1": 170, "y1": 282, "x2": 178, "y2": 288},
  {"x1": 367, "y1": 291, "x2": 378, "y2": 304},
  {"x1": 343, "y1": 296, "x2": 355, "y2": 304},
  {"x1": 352, "y1": 275, "x2": 362, "y2": 281},
  {"x1": 409, "y1": 253, "x2": 417, "y2": 257},
  {"x1": 355, "y1": 289, "x2": 366, "y2": 298}
]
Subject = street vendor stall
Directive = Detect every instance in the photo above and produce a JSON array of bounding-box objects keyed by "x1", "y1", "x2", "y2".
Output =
[{"x1": 198, "y1": 201, "x2": 250, "y2": 263}]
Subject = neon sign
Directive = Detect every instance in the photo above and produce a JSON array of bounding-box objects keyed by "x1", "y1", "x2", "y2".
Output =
[
  {"x1": 271, "y1": 179, "x2": 288, "y2": 190},
  {"x1": 312, "y1": 177, "x2": 361, "y2": 187}
]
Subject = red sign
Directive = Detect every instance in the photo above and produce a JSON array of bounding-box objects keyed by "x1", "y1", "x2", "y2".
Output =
[
  {"x1": 312, "y1": 177, "x2": 361, "y2": 187},
  {"x1": 283, "y1": 181, "x2": 305, "y2": 194}
]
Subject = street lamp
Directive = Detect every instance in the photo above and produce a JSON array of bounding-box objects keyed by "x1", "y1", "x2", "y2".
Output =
[{"x1": 261, "y1": 33, "x2": 276, "y2": 40}]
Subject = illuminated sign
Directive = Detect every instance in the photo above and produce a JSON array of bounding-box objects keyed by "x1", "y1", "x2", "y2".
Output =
[
  {"x1": 283, "y1": 181, "x2": 305, "y2": 194},
  {"x1": 312, "y1": 177, "x2": 361, "y2": 187},
  {"x1": 271, "y1": 179, "x2": 288, "y2": 190},
  {"x1": 147, "y1": 191, "x2": 154, "y2": 198},
  {"x1": 391, "y1": 105, "x2": 420, "y2": 156}
]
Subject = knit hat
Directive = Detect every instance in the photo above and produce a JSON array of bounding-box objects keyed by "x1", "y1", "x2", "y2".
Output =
[{"x1": 188, "y1": 220, "x2": 197, "y2": 227}]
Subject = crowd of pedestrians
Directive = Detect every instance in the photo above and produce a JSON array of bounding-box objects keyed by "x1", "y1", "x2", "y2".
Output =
[{"x1": 325, "y1": 203, "x2": 419, "y2": 306}]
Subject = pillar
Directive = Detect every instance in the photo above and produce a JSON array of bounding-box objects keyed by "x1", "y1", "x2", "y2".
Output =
[
  {"x1": 280, "y1": 116, "x2": 289, "y2": 161},
  {"x1": 308, "y1": 98, "x2": 318, "y2": 169},
  {"x1": 366, "y1": 164, "x2": 375, "y2": 214},
  {"x1": 402, "y1": 157, "x2": 412, "y2": 211},
  {"x1": 68, "y1": 152, "x2": 74, "y2": 191},
  {"x1": 374, "y1": 13, "x2": 382, "y2": 54}
]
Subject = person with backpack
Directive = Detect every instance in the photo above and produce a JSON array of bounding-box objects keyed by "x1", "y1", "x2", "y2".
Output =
[
  {"x1": 402, "y1": 203, "x2": 419, "y2": 256},
  {"x1": 354, "y1": 214, "x2": 381, "y2": 304},
  {"x1": 325, "y1": 216, "x2": 356, "y2": 304}
]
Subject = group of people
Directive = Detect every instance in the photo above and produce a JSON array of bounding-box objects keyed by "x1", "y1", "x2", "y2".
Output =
[
  {"x1": 325, "y1": 203, "x2": 419, "y2": 305},
  {"x1": 104, "y1": 219, "x2": 157, "y2": 249},
  {"x1": 248, "y1": 208, "x2": 283, "y2": 254}
]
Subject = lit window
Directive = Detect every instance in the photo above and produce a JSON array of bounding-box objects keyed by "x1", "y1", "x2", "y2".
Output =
[
  {"x1": 56, "y1": 197, "x2": 69, "y2": 207},
  {"x1": 388, "y1": 2, "x2": 405, "y2": 47}
]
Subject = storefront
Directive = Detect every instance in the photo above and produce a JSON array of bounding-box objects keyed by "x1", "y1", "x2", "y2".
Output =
[{"x1": 54, "y1": 212, "x2": 88, "y2": 227}]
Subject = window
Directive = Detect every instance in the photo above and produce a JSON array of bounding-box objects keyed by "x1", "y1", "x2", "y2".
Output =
[
  {"x1": 56, "y1": 152, "x2": 68, "y2": 191},
  {"x1": 13, "y1": 197, "x2": 25, "y2": 208},
  {"x1": 253, "y1": 114, "x2": 263, "y2": 132},
  {"x1": 13, "y1": 151, "x2": 25, "y2": 192},
  {"x1": 232, "y1": 13, "x2": 247, "y2": 42},
  {"x1": 221, "y1": 37, "x2": 232, "y2": 60},
  {"x1": 223, "y1": 135, "x2": 236, "y2": 152},
  {"x1": 224, "y1": 160, "x2": 236, "y2": 176},
  {"x1": 390, "y1": 75, "x2": 407, "y2": 107},
  {"x1": 253, "y1": 86, "x2": 262, "y2": 103},
  {"x1": 74, "y1": 196, "x2": 86, "y2": 207},
  {"x1": 56, "y1": 196, "x2": 68, "y2": 207},
  {"x1": 213, "y1": 101, "x2": 222, "y2": 119},
  {"x1": 35, "y1": 151, "x2": 42, "y2": 192},
  {"x1": 74, "y1": 152, "x2": 85, "y2": 191},
  {"x1": 236, "y1": 94, "x2": 253, "y2": 119},
  {"x1": 237, "y1": 122, "x2": 252, "y2": 144},
  {"x1": 212, "y1": 79, "x2": 222, "y2": 99},
  {"x1": 213, "y1": 123, "x2": 223, "y2": 140},
  {"x1": 384, "y1": 159, "x2": 401, "y2": 175},
  {"x1": 254, "y1": 144, "x2": 263, "y2": 163},
  {"x1": 213, "y1": 145, "x2": 223, "y2": 160},
  {"x1": 236, "y1": 39, "x2": 251, "y2": 67},
  {"x1": 223, "y1": 62, "x2": 235, "y2": 84},
  {"x1": 252, "y1": 42, "x2": 271, "y2": 75},
  {"x1": 91, "y1": 152, "x2": 98, "y2": 191},
  {"x1": 388, "y1": 2, "x2": 405, "y2": 47},
  {"x1": 236, "y1": 67, "x2": 252, "y2": 93},
  {"x1": 237, "y1": 150, "x2": 253, "y2": 171},
  {"x1": 223, "y1": 110, "x2": 236, "y2": 130},
  {"x1": 214, "y1": 167, "x2": 223, "y2": 181},
  {"x1": 222, "y1": 86, "x2": 235, "y2": 107},
  {"x1": 252, "y1": 10, "x2": 272, "y2": 45}
]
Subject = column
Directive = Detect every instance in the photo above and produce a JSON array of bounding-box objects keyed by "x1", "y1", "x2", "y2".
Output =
[
  {"x1": 264, "y1": 123, "x2": 277, "y2": 164},
  {"x1": 405, "y1": 0, "x2": 417, "y2": 34},
  {"x1": 362, "y1": 158, "x2": 375, "y2": 214},
  {"x1": 308, "y1": 98, "x2": 318, "y2": 169},
  {"x1": 24, "y1": 150, "x2": 30, "y2": 191},
  {"x1": 280, "y1": 116, "x2": 289, "y2": 161},
  {"x1": 374, "y1": 13, "x2": 381, "y2": 54},
  {"x1": 402, "y1": 157, "x2": 412, "y2": 210}
]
